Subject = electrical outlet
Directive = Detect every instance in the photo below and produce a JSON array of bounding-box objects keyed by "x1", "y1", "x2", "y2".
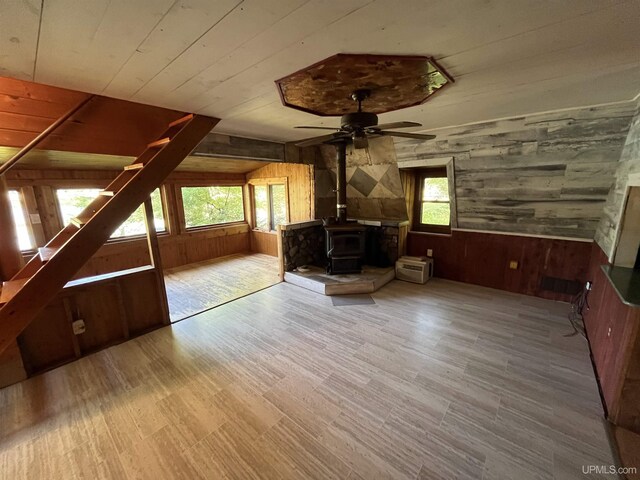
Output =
[
  {"x1": 427, "y1": 249, "x2": 433, "y2": 257},
  {"x1": 586, "y1": 281, "x2": 592, "y2": 291},
  {"x1": 72, "y1": 319, "x2": 86, "y2": 335},
  {"x1": 607, "y1": 327, "x2": 612, "y2": 338},
  {"x1": 509, "y1": 260, "x2": 518, "y2": 270}
]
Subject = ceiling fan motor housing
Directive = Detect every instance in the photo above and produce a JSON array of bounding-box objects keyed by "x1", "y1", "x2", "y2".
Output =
[{"x1": 341, "y1": 111, "x2": 378, "y2": 130}]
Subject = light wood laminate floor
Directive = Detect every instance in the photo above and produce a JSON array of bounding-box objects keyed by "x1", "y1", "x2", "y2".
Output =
[
  {"x1": 164, "y1": 253, "x2": 280, "y2": 321},
  {"x1": 0, "y1": 279, "x2": 617, "y2": 479}
]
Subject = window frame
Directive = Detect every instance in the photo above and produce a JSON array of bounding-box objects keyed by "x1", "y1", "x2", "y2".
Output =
[
  {"x1": 178, "y1": 184, "x2": 247, "y2": 232},
  {"x1": 247, "y1": 178, "x2": 289, "y2": 233},
  {"x1": 412, "y1": 167, "x2": 452, "y2": 234},
  {"x1": 54, "y1": 186, "x2": 169, "y2": 242},
  {"x1": 7, "y1": 188, "x2": 37, "y2": 253}
]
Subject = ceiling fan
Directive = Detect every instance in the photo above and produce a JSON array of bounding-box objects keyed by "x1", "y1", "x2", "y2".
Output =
[{"x1": 294, "y1": 89, "x2": 436, "y2": 149}]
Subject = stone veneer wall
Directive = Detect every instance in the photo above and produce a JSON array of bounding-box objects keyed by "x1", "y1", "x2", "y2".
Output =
[
  {"x1": 281, "y1": 224, "x2": 325, "y2": 272},
  {"x1": 365, "y1": 226, "x2": 400, "y2": 267},
  {"x1": 315, "y1": 136, "x2": 408, "y2": 221},
  {"x1": 595, "y1": 102, "x2": 640, "y2": 259},
  {"x1": 281, "y1": 222, "x2": 402, "y2": 271}
]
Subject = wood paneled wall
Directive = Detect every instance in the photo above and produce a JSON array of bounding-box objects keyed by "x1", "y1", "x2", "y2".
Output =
[
  {"x1": 250, "y1": 230, "x2": 278, "y2": 257},
  {"x1": 245, "y1": 162, "x2": 314, "y2": 257},
  {"x1": 0, "y1": 76, "x2": 184, "y2": 157},
  {"x1": 246, "y1": 162, "x2": 314, "y2": 222},
  {"x1": 6, "y1": 169, "x2": 251, "y2": 278},
  {"x1": 395, "y1": 103, "x2": 635, "y2": 239},
  {"x1": 17, "y1": 267, "x2": 167, "y2": 376},
  {"x1": 583, "y1": 243, "x2": 640, "y2": 428},
  {"x1": 407, "y1": 230, "x2": 592, "y2": 301}
]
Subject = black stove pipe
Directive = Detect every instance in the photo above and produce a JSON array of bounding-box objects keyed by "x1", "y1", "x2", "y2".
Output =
[{"x1": 335, "y1": 140, "x2": 348, "y2": 223}]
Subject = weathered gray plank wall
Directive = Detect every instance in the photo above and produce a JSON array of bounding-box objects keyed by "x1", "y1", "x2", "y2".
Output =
[
  {"x1": 394, "y1": 103, "x2": 636, "y2": 239},
  {"x1": 595, "y1": 102, "x2": 640, "y2": 258}
]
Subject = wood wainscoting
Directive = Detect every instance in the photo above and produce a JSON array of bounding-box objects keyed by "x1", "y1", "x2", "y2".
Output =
[
  {"x1": 407, "y1": 229, "x2": 592, "y2": 301},
  {"x1": 583, "y1": 243, "x2": 640, "y2": 432},
  {"x1": 250, "y1": 230, "x2": 278, "y2": 257},
  {"x1": 17, "y1": 266, "x2": 168, "y2": 376}
]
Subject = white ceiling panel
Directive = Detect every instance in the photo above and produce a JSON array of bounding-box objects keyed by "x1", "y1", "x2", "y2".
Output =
[{"x1": 1, "y1": 0, "x2": 638, "y2": 142}]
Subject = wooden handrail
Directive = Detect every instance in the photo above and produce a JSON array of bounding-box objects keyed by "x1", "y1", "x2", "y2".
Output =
[{"x1": 0, "y1": 94, "x2": 94, "y2": 176}]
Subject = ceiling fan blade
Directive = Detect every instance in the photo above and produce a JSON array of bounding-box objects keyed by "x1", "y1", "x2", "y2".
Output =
[
  {"x1": 295, "y1": 132, "x2": 348, "y2": 148},
  {"x1": 294, "y1": 126, "x2": 341, "y2": 131},
  {"x1": 378, "y1": 131, "x2": 436, "y2": 141},
  {"x1": 369, "y1": 121, "x2": 422, "y2": 131}
]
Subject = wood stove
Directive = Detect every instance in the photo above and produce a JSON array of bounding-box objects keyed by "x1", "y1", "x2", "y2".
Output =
[
  {"x1": 322, "y1": 138, "x2": 369, "y2": 274},
  {"x1": 325, "y1": 223, "x2": 366, "y2": 274}
]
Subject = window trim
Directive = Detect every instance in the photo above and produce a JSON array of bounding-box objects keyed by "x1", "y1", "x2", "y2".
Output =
[
  {"x1": 7, "y1": 188, "x2": 37, "y2": 253},
  {"x1": 178, "y1": 184, "x2": 247, "y2": 231},
  {"x1": 399, "y1": 156, "x2": 456, "y2": 235},
  {"x1": 54, "y1": 186, "x2": 168, "y2": 241},
  {"x1": 412, "y1": 167, "x2": 451, "y2": 234},
  {"x1": 247, "y1": 178, "x2": 289, "y2": 233}
]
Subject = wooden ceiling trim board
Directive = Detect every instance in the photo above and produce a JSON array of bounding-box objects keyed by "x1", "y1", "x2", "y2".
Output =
[
  {"x1": 173, "y1": 0, "x2": 373, "y2": 111},
  {"x1": 133, "y1": 0, "x2": 307, "y2": 104},
  {"x1": 0, "y1": 0, "x2": 41, "y2": 81},
  {"x1": 104, "y1": 0, "x2": 243, "y2": 98},
  {"x1": 36, "y1": 0, "x2": 176, "y2": 91}
]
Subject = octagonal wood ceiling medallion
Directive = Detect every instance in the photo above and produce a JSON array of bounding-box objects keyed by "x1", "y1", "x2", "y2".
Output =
[{"x1": 275, "y1": 54, "x2": 454, "y2": 117}]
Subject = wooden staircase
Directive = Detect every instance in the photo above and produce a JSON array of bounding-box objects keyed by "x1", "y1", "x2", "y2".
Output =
[{"x1": 0, "y1": 113, "x2": 218, "y2": 354}]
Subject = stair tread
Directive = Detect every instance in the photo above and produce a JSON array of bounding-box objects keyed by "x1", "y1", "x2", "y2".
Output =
[
  {"x1": 168, "y1": 114, "x2": 194, "y2": 128},
  {"x1": 99, "y1": 190, "x2": 116, "y2": 196},
  {"x1": 0, "y1": 278, "x2": 29, "y2": 304},
  {"x1": 70, "y1": 217, "x2": 87, "y2": 227},
  {"x1": 38, "y1": 247, "x2": 57, "y2": 261},
  {"x1": 124, "y1": 163, "x2": 144, "y2": 171},
  {"x1": 147, "y1": 137, "x2": 171, "y2": 148}
]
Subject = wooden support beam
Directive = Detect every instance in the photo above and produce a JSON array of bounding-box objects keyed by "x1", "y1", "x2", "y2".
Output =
[
  {"x1": 143, "y1": 197, "x2": 170, "y2": 325},
  {"x1": 192, "y1": 133, "x2": 285, "y2": 162},
  {"x1": 0, "y1": 115, "x2": 219, "y2": 354}
]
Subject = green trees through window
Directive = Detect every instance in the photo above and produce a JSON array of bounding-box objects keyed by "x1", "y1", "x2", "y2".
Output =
[
  {"x1": 412, "y1": 168, "x2": 451, "y2": 234},
  {"x1": 181, "y1": 186, "x2": 244, "y2": 228},
  {"x1": 420, "y1": 177, "x2": 450, "y2": 226},
  {"x1": 56, "y1": 188, "x2": 165, "y2": 238},
  {"x1": 253, "y1": 183, "x2": 286, "y2": 231}
]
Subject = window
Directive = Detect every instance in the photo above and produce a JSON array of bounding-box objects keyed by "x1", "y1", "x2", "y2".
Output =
[
  {"x1": 8, "y1": 190, "x2": 35, "y2": 251},
  {"x1": 56, "y1": 188, "x2": 165, "y2": 238},
  {"x1": 413, "y1": 168, "x2": 451, "y2": 233},
  {"x1": 253, "y1": 183, "x2": 287, "y2": 232},
  {"x1": 181, "y1": 186, "x2": 244, "y2": 228}
]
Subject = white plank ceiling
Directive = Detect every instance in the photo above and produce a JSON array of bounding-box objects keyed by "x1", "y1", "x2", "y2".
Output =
[{"x1": 2, "y1": 0, "x2": 639, "y2": 142}]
